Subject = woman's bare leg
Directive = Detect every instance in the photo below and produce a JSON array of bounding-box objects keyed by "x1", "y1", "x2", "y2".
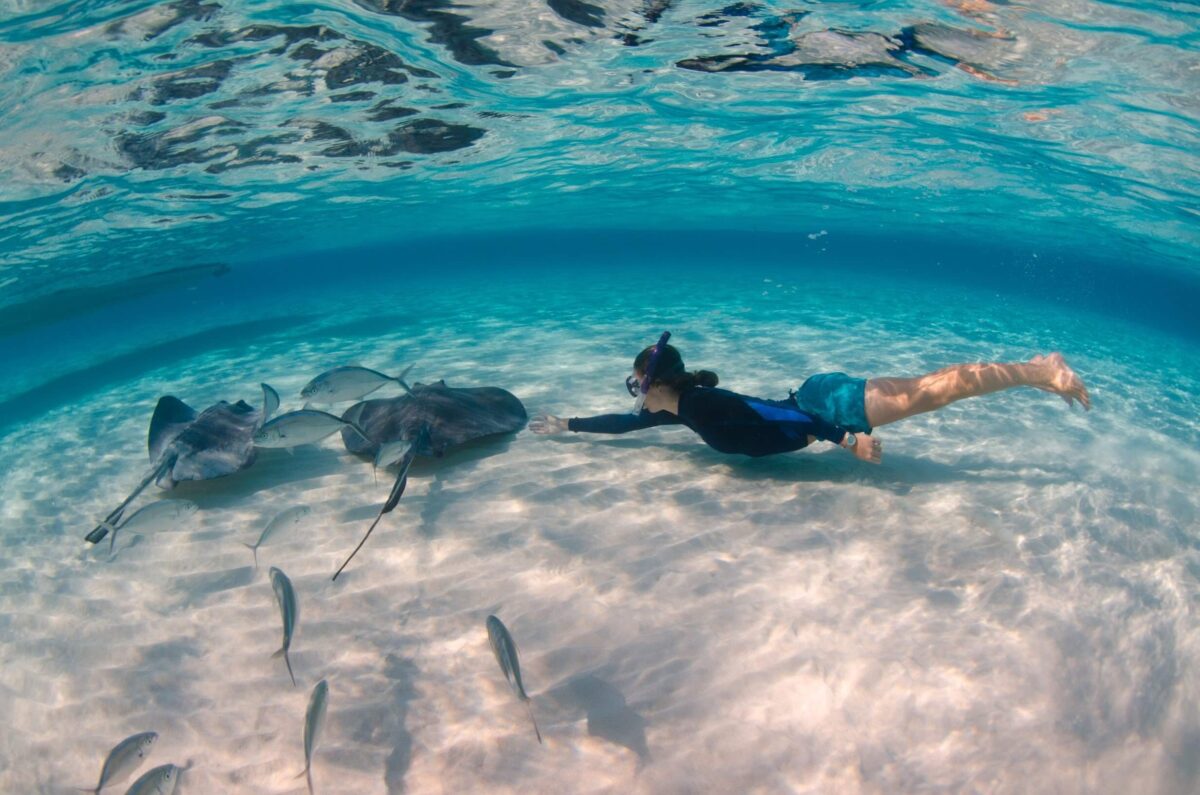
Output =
[{"x1": 864, "y1": 352, "x2": 1090, "y2": 428}]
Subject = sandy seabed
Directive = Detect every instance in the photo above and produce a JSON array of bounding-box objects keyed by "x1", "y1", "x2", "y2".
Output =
[{"x1": 1, "y1": 268, "x2": 1197, "y2": 794}]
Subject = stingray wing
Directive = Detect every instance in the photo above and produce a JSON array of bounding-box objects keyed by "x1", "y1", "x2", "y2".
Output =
[
  {"x1": 148, "y1": 396, "x2": 198, "y2": 464},
  {"x1": 340, "y1": 400, "x2": 373, "y2": 454},
  {"x1": 341, "y1": 383, "x2": 527, "y2": 455},
  {"x1": 165, "y1": 400, "x2": 261, "y2": 485},
  {"x1": 415, "y1": 384, "x2": 528, "y2": 451}
]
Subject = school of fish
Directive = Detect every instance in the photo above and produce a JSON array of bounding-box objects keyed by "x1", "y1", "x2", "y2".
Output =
[{"x1": 82, "y1": 364, "x2": 543, "y2": 793}]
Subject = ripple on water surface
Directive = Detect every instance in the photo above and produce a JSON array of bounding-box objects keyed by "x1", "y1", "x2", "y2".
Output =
[{"x1": 0, "y1": 0, "x2": 1197, "y2": 292}]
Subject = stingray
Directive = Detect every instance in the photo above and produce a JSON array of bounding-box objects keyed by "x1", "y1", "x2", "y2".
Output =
[
  {"x1": 84, "y1": 385, "x2": 273, "y2": 545},
  {"x1": 331, "y1": 379, "x2": 527, "y2": 580}
]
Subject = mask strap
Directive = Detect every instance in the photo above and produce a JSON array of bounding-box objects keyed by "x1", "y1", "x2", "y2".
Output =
[{"x1": 633, "y1": 331, "x2": 671, "y2": 413}]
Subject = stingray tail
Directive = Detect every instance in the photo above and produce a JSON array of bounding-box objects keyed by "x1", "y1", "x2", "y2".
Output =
[
  {"x1": 332, "y1": 442, "x2": 419, "y2": 581},
  {"x1": 525, "y1": 698, "x2": 543, "y2": 744},
  {"x1": 272, "y1": 646, "x2": 296, "y2": 686},
  {"x1": 332, "y1": 509, "x2": 387, "y2": 582},
  {"x1": 85, "y1": 456, "x2": 174, "y2": 544}
]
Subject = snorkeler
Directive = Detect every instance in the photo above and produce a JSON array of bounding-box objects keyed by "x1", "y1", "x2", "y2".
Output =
[{"x1": 528, "y1": 332, "x2": 1090, "y2": 463}]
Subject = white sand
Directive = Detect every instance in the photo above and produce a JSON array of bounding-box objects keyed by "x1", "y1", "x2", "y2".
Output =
[{"x1": 0, "y1": 266, "x2": 1197, "y2": 794}]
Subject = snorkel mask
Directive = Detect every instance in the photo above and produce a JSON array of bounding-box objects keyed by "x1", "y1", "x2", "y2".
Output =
[{"x1": 630, "y1": 331, "x2": 671, "y2": 413}]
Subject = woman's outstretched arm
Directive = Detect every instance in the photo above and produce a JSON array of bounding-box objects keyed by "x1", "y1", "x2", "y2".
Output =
[{"x1": 529, "y1": 411, "x2": 681, "y2": 435}]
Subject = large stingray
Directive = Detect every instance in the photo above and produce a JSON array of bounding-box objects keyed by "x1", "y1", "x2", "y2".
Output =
[
  {"x1": 84, "y1": 385, "x2": 274, "y2": 545},
  {"x1": 331, "y1": 380, "x2": 527, "y2": 580}
]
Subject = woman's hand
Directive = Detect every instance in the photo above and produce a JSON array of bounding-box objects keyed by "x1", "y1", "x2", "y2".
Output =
[
  {"x1": 848, "y1": 433, "x2": 882, "y2": 464},
  {"x1": 529, "y1": 414, "x2": 569, "y2": 434}
]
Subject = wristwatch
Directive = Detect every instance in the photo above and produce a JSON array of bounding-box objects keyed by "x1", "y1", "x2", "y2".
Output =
[{"x1": 844, "y1": 432, "x2": 857, "y2": 448}]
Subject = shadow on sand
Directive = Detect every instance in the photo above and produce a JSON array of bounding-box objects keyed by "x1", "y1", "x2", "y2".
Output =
[
  {"x1": 548, "y1": 434, "x2": 1073, "y2": 493},
  {"x1": 168, "y1": 445, "x2": 359, "y2": 508},
  {"x1": 339, "y1": 433, "x2": 522, "y2": 540},
  {"x1": 549, "y1": 674, "x2": 650, "y2": 762},
  {"x1": 382, "y1": 653, "x2": 419, "y2": 793}
]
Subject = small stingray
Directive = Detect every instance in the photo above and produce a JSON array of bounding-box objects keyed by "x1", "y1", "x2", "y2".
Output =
[
  {"x1": 85, "y1": 388, "x2": 270, "y2": 545},
  {"x1": 331, "y1": 379, "x2": 527, "y2": 580}
]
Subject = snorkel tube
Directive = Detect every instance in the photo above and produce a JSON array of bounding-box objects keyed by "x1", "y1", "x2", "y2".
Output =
[{"x1": 632, "y1": 331, "x2": 671, "y2": 413}]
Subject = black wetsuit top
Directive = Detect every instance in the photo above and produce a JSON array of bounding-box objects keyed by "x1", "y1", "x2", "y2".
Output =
[{"x1": 567, "y1": 386, "x2": 849, "y2": 457}]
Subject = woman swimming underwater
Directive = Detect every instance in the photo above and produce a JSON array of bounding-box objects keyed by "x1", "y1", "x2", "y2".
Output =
[{"x1": 528, "y1": 332, "x2": 1090, "y2": 463}]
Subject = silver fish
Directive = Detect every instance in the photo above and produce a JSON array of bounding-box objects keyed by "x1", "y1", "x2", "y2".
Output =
[
  {"x1": 122, "y1": 763, "x2": 178, "y2": 795},
  {"x1": 253, "y1": 410, "x2": 369, "y2": 448},
  {"x1": 296, "y1": 679, "x2": 328, "y2": 795},
  {"x1": 300, "y1": 364, "x2": 414, "y2": 403},
  {"x1": 486, "y1": 615, "x2": 542, "y2": 743},
  {"x1": 261, "y1": 383, "x2": 281, "y2": 422},
  {"x1": 243, "y1": 505, "x2": 311, "y2": 567},
  {"x1": 372, "y1": 440, "x2": 412, "y2": 484},
  {"x1": 87, "y1": 731, "x2": 157, "y2": 794},
  {"x1": 270, "y1": 566, "x2": 299, "y2": 686},
  {"x1": 102, "y1": 500, "x2": 198, "y2": 554}
]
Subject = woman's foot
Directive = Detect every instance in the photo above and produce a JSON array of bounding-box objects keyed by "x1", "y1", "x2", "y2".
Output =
[{"x1": 1031, "y1": 353, "x2": 1091, "y2": 410}]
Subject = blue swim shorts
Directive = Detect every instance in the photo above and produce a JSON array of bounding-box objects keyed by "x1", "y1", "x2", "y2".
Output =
[{"x1": 794, "y1": 372, "x2": 872, "y2": 434}]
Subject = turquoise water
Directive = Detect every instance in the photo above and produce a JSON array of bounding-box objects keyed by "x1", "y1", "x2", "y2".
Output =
[
  {"x1": 1, "y1": 0, "x2": 1199, "y2": 295},
  {"x1": 1, "y1": 0, "x2": 1199, "y2": 793}
]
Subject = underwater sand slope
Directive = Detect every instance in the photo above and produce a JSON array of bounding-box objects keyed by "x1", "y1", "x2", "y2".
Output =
[{"x1": 0, "y1": 272, "x2": 1197, "y2": 793}]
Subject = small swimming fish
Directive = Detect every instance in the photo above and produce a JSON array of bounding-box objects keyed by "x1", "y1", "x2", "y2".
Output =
[
  {"x1": 261, "y1": 383, "x2": 281, "y2": 422},
  {"x1": 122, "y1": 763, "x2": 178, "y2": 795},
  {"x1": 486, "y1": 615, "x2": 542, "y2": 744},
  {"x1": 87, "y1": 731, "x2": 157, "y2": 794},
  {"x1": 270, "y1": 566, "x2": 299, "y2": 686},
  {"x1": 300, "y1": 364, "x2": 414, "y2": 403},
  {"x1": 101, "y1": 500, "x2": 198, "y2": 554},
  {"x1": 253, "y1": 410, "x2": 369, "y2": 448},
  {"x1": 243, "y1": 505, "x2": 311, "y2": 567},
  {"x1": 372, "y1": 440, "x2": 412, "y2": 484},
  {"x1": 296, "y1": 679, "x2": 328, "y2": 795}
]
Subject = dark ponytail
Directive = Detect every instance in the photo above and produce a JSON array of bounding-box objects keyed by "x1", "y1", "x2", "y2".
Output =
[
  {"x1": 660, "y1": 369, "x2": 719, "y2": 391},
  {"x1": 633, "y1": 344, "x2": 719, "y2": 392}
]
